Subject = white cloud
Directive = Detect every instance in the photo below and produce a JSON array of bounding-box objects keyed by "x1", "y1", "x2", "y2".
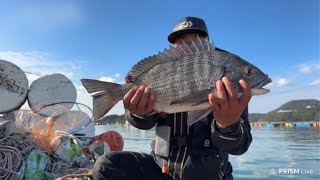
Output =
[
  {"x1": 0, "y1": 51, "x2": 48, "y2": 67},
  {"x1": 99, "y1": 76, "x2": 116, "y2": 83},
  {"x1": 75, "y1": 84, "x2": 93, "y2": 114},
  {"x1": 298, "y1": 63, "x2": 320, "y2": 74},
  {"x1": 0, "y1": 51, "x2": 126, "y2": 116},
  {"x1": 298, "y1": 64, "x2": 311, "y2": 74},
  {"x1": 115, "y1": 73, "x2": 121, "y2": 78},
  {"x1": 275, "y1": 78, "x2": 291, "y2": 87},
  {"x1": 254, "y1": 63, "x2": 320, "y2": 112},
  {"x1": 26, "y1": 74, "x2": 41, "y2": 84},
  {"x1": 309, "y1": 80, "x2": 320, "y2": 86},
  {"x1": 314, "y1": 64, "x2": 320, "y2": 70},
  {"x1": 0, "y1": 51, "x2": 80, "y2": 82},
  {"x1": 0, "y1": 51, "x2": 85, "y2": 109},
  {"x1": 99, "y1": 73, "x2": 123, "y2": 84}
]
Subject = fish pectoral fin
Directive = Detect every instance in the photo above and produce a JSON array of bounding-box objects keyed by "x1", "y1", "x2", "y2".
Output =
[
  {"x1": 168, "y1": 89, "x2": 213, "y2": 106},
  {"x1": 187, "y1": 108, "x2": 213, "y2": 125}
]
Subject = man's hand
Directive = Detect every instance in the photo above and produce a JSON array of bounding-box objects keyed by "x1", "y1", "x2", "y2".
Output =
[
  {"x1": 123, "y1": 86, "x2": 156, "y2": 116},
  {"x1": 208, "y1": 77, "x2": 252, "y2": 128}
]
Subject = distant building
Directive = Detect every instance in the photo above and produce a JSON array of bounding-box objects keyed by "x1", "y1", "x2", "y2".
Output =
[
  {"x1": 306, "y1": 105, "x2": 316, "y2": 109},
  {"x1": 277, "y1": 110, "x2": 293, "y2": 113}
]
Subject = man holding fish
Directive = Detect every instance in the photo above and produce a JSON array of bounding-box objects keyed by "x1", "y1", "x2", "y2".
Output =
[{"x1": 87, "y1": 16, "x2": 271, "y2": 180}]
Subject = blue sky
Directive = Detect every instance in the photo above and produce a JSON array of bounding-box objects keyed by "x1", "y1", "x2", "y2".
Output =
[{"x1": 0, "y1": 0, "x2": 319, "y2": 115}]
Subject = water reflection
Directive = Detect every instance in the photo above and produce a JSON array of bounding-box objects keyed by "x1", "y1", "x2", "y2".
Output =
[
  {"x1": 230, "y1": 127, "x2": 320, "y2": 179},
  {"x1": 96, "y1": 125, "x2": 320, "y2": 179}
]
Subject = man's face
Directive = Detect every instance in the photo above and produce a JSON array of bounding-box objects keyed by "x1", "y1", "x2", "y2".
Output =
[{"x1": 173, "y1": 33, "x2": 208, "y2": 48}]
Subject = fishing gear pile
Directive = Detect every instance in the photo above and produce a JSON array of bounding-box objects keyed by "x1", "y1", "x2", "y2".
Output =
[{"x1": 0, "y1": 59, "x2": 96, "y2": 180}]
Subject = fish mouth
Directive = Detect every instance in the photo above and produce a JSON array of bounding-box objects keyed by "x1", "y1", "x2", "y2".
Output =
[{"x1": 252, "y1": 78, "x2": 272, "y2": 96}]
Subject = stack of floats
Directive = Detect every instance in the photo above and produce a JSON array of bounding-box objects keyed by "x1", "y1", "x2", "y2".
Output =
[{"x1": 0, "y1": 60, "x2": 94, "y2": 180}]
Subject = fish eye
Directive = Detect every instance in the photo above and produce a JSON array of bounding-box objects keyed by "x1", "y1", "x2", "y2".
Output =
[{"x1": 245, "y1": 67, "x2": 253, "y2": 76}]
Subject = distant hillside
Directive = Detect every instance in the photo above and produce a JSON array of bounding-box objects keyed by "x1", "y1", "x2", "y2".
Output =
[
  {"x1": 95, "y1": 99, "x2": 320, "y2": 124},
  {"x1": 96, "y1": 114, "x2": 126, "y2": 125},
  {"x1": 249, "y1": 113, "x2": 265, "y2": 122},
  {"x1": 259, "y1": 99, "x2": 319, "y2": 122}
]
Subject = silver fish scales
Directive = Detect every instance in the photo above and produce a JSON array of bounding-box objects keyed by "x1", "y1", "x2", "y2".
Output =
[{"x1": 82, "y1": 36, "x2": 271, "y2": 124}]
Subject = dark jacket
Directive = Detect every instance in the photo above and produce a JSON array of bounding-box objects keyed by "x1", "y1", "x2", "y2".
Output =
[{"x1": 126, "y1": 107, "x2": 251, "y2": 180}]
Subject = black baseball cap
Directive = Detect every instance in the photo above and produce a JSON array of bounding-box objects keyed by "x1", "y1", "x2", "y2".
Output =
[{"x1": 168, "y1": 16, "x2": 209, "y2": 43}]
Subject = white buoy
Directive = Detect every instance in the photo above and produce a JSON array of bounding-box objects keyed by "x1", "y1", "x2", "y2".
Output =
[
  {"x1": 28, "y1": 74, "x2": 77, "y2": 117},
  {"x1": 0, "y1": 60, "x2": 28, "y2": 113}
]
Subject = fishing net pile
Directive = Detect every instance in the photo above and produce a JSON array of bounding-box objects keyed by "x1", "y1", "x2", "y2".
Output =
[
  {"x1": 0, "y1": 118, "x2": 94, "y2": 180},
  {"x1": 0, "y1": 59, "x2": 95, "y2": 180}
]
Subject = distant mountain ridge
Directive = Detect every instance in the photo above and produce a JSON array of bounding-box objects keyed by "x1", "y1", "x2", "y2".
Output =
[
  {"x1": 95, "y1": 99, "x2": 320, "y2": 125},
  {"x1": 249, "y1": 113, "x2": 265, "y2": 122},
  {"x1": 97, "y1": 114, "x2": 126, "y2": 125},
  {"x1": 272, "y1": 99, "x2": 319, "y2": 112},
  {"x1": 259, "y1": 99, "x2": 319, "y2": 122}
]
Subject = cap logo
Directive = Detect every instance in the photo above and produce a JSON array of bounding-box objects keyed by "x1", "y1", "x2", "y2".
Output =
[{"x1": 179, "y1": 21, "x2": 193, "y2": 29}]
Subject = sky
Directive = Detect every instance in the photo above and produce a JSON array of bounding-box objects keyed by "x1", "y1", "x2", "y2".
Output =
[{"x1": 0, "y1": 0, "x2": 319, "y2": 116}]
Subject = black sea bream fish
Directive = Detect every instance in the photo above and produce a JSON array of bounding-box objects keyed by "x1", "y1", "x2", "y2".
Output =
[{"x1": 82, "y1": 37, "x2": 271, "y2": 125}]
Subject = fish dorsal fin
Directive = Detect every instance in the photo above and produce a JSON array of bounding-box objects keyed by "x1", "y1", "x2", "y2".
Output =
[
  {"x1": 210, "y1": 40, "x2": 215, "y2": 50},
  {"x1": 127, "y1": 39, "x2": 215, "y2": 80},
  {"x1": 181, "y1": 40, "x2": 193, "y2": 54},
  {"x1": 163, "y1": 48, "x2": 176, "y2": 59},
  {"x1": 195, "y1": 35, "x2": 205, "y2": 51},
  {"x1": 191, "y1": 39, "x2": 200, "y2": 52},
  {"x1": 176, "y1": 45, "x2": 188, "y2": 55}
]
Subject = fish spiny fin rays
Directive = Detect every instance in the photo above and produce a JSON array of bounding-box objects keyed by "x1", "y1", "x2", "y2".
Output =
[
  {"x1": 128, "y1": 52, "x2": 175, "y2": 80},
  {"x1": 187, "y1": 108, "x2": 213, "y2": 125},
  {"x1": 163, "y1": 48, "x2": 176, "y2": 59},
  {"x1": 181, "y1": 41, "x2": 193, "y2": 54},
  {"x1": 81, "y1": 79, "x2": 122, "y2": 120},
  {"x1": 127, "y1": 40, "x2": 215, "y2": 80},
  {"x1": 157, "y1": 51, "x2": 170, "y2": 61},
  {"x1": 191, "y1": 39, "x2": 200, "y2": 52},
  {"x1": 176, "y1": 45, "x2": 187, "y2": 55},
  {"x1": 210, "y1": 40, "x2": 215, "y2": 50},
  {"x1": 169, "y1": 46, "x2": 182, "y2": 57},
  {"x1": 195, "y1": 35, "x2": 205, "y2": 51}
]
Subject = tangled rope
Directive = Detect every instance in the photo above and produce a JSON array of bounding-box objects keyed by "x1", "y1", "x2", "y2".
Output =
[
  {"x1": 0, "y1": 136, "x2": 37, "y2": 158},
  {"x1": 0, "y1": 119, "x2": 94, "y2": 179},
  {"x1": 57, "y1": 169, "x2": 93, "y2": 180},
  {"x1": 0, "y1": 145, "x2": 25, "y2": 180},
  {"x1": 0, "y1": 134, "x2": 37, "y2": 179},
  {"x1": 47, "y1": 156, "x2": 70, "y2": 174}
]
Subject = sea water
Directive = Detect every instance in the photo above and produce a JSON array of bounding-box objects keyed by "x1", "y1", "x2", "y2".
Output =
[{"x1": 96, "y1": 125, "x2": 320, "y2": 179}]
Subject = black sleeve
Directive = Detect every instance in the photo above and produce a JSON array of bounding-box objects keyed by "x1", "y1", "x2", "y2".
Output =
[
  {"x1": 125, "y1": 109, "x2": 159, "y2": 130},
  {"x1": 211, "y1": 106, "x2": 252, "y2": 155}
]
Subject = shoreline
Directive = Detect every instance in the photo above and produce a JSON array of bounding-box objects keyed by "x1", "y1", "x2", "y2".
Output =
[{"x1": 250, "y1": 121, "x2": 320, "y2": 127}]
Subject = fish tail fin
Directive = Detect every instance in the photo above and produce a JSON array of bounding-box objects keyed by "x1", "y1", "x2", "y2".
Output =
[{"x1": 81, "y1": 79, "x2": 127, "y2": 120}]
